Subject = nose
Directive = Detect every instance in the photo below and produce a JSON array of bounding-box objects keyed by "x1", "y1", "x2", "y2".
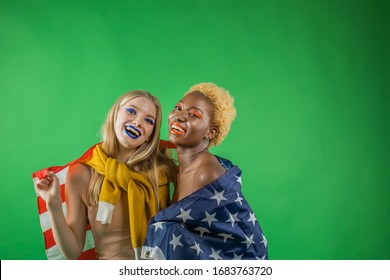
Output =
[
  {"x1": 172, "y1": 110, "x2": 187, "y2": 122},
  {"x1": 132, "y1": 115, "x2": 143, "y2": 127}
]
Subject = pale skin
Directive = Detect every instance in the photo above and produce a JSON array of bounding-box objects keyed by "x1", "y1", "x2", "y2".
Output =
[
  {"x1": 169, "y1": 92, "x2": 226, "y2": 203},
  {"x1": 35, "y1": 97, "x2": 157, "y2": 259}
]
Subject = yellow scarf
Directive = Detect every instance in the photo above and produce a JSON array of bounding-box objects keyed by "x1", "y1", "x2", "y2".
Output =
[{"x1": 78, "y1": 144, "x2": 169, "y2": 257}]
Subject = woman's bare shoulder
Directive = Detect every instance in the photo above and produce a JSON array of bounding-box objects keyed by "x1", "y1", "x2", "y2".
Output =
[
  {"x1": 195, "y1": 156, "x2": 225, "y2": 187},
  {"x1": 66, "y1": 163, "x2": 91, "y2": 191}
]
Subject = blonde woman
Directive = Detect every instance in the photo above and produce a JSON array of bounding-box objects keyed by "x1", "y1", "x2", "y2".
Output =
[
  {"x1": 35, "y1": 90, "x2": 176, "y2": 259},
  {"x1": 142, "y1": 83, "x2": 268, "y2": 260}
]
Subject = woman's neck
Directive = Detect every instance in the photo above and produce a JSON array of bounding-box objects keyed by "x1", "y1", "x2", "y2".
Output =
[
  {"x1": 176, "y1": 144, "x2": 209, "y2": 173},
  {"x1": 116, "y1": 146, "x2": 136, "y2": 163}
]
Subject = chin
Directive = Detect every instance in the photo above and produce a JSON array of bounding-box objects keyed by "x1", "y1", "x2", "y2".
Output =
[{"x1": 168, "y1": 134, "x2": 182, "y2": 145}]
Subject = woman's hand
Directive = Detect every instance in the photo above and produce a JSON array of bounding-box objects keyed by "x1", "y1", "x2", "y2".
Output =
[{"x1": 35, "y1": 171, "x2": 62, "y2": 209}]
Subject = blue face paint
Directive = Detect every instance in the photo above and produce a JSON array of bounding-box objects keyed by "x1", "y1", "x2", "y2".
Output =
[
  {"x1": 124, "y1": 125, "x2": 141, "y2": 139},
  {"x1": 126, "y1": 108, "x2": 137, "y2": 115},
  {"x1": 126, "y1": 107, "x2": 154, "y2": 126},
  {"x1": 145, "y1": 118, "x2": 154, "y2": 126}
]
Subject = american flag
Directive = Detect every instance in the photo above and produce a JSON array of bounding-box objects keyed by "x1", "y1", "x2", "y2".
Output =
[
  {"x1": 141, "y1": 157, "x2": 268, "y2": 260},
  {"x1": 32, "y1": 144, "x2": 98, "y2": 260},
  {"x1": 32, "y1": 140, "x2": 175, "y2": 260}
]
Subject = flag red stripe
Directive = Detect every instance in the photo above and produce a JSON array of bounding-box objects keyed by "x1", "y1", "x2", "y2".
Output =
[
  {"x1": 159, "y1": 139, "x2": 176, "y2": 149},
  {"x1": 44, "y1": 226, "x2": 93, "y2": 250},
  {"x1": 33, "y1": 144, "x2": 99, "y2": 259},
  {"x1": 78, "y1": 248, "x2": 97, "y2": 260},
  {"x1": 37, "y1": 196, "x2": 47, "y2": 214},
  {"x1": 33, "y1": 166, "x2": 69, "y2": 180},
  {"x1": 44, "y1": 228, "x2": 97, "y2": 259},
  {"x1": 33, "y1": 141, "x2": 172, "y2": 260},
  {"x1": 43, "y1": 228, "x2": 55, "y2": 250},
  {"x1": 37, "y1": 184, "x2": 66, "y2": 214}
]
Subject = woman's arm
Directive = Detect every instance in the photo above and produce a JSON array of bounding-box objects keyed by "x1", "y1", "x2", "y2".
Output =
[{"x1": 35, "y1": 164, "x2": 89, "y2": 259}]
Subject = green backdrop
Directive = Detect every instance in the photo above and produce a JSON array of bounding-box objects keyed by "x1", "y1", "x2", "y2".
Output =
[{"x1": 0, "y1": 0, "x2": 388, "y2": 260}]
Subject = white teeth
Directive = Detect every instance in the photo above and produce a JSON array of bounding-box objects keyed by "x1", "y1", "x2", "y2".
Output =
[
  {"x1": 171, "y1": 124, "x2": 184, "y2": 132},
  {"x1": 125, "y1": 126, "x2": 140, "y2": 136}
]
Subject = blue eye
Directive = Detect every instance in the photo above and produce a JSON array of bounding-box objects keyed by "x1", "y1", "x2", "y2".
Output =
[
  {"x1": 126, "y1": 108, "x2": 136, "y2": 115},
  {"x1": 145, "y1": 118, "x2": 155, "y2": 126}
]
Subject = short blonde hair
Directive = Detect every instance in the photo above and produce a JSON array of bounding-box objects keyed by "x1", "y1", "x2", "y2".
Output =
[{"x1": 185, "y1": 82, "x2": 236, "y2": 147}]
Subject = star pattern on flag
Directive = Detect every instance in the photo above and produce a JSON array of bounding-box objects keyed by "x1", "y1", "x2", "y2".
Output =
[
  {"x1": 169, "y1": 233, "x2": 183, "y2": 250},
  {"x1": 194, "y1": 226, "x2": 210, "y2": 237},
  {"x1": 235, "y1": 175, "x2": 242, "y2": 185},
  {"x1": 176, "y1": 208, "x2": 194, "y2": 223},
  {"x1": 142, "y1": 156, "x2": 268, "y2": 260},
  {"x1": 235, "y1": 192, "x2": 244, "y2": 206},
  {"x1": 218, "y1": 233, "x2": 234, "y2": 243},
  {"x1": 152, "y1": 221, "x2": 166, "y2": 232},
  {"x1": 242, "y1": 234, "x2": 256, "y2": 249},
  {"x1": 226, "y1": 212, "x2": 240, "y2": 227},
  {"x1": 261, "y1": 233, "x2": 268, "y2": 248},
  {"x1": 190, "y1": 242, "x2": 203, "y2": 256},
  {"x1": 247, "y1": 212, "x2": 257, "y2": 226},
  {"x1": 210, "y1": 189, "x2": 227, "y2": 205},
  {"x1": 209, "y1": 248, "x2": 223, "y2": 260},
  {"x1": 202, "y1": 211, "x2": 218, "y2": 227}
]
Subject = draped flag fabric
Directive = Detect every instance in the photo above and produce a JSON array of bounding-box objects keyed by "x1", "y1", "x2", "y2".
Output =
[
  {"x1": 32, "y1": 144, "x2": 98, "y2": 260},
  {"x1": 141, "y1": 157, "x2": 268, "y2": 260},
  {"x1": 32, "y1": 140, "x2": 176, "y2": 260}
]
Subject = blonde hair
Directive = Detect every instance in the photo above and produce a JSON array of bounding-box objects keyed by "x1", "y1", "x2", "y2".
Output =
[
  {"x1": 185, "y1": 82, "x2": 237, "y2": 147},
  {"x1": 89, "y1": 90, "x2": 176, "y2": 208}
]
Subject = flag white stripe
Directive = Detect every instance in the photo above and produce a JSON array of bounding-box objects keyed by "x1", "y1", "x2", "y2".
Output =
[
  {"x1": 84, "y1": 230, "x2": 95, "y2": 251},
  {"x1": 56, "y1": 167, "x2": 69, "y2": 185},
  {"x1": 45, "y1": 230, "x2": 95, "y2": 260},
  {"x1": 39, "y1": 202, "x2": 67, "y2": 232},
  {"x1": 47, "y1": 245, "x2": 66, "y2": 260},
  {"x1": 33, "y1": 178, "x2": 40, "y2": 197},
  {"x1": 33, "y1": 166, "x2": 69, "y2": 198}
]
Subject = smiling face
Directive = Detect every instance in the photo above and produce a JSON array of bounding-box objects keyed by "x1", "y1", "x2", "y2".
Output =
[
  {"x1": 114, "y1": 96, "x2": 157, "y2": 154},
  {"x1": 168, "y1": 91, "x2": 217, "y2": 148}
]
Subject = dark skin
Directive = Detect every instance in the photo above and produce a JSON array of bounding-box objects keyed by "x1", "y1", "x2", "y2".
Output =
[{"x1": 168, "y1": 91, "x2": 226, "y2": 203}]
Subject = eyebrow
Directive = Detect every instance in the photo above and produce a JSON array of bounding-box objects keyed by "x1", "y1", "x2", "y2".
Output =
[
  {"x1": 127, "y1": 105, "x2": 156, "y2": 120},
  {"x1": 178, "y1": 100, "x2": 204, "y2": 114}
]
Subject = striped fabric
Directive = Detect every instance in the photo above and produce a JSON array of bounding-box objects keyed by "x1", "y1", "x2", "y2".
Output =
[
  {"x1": 33, "y1": 145, "x2": 98, "y2": 260},
  {"x1": 32, "y1": 140, "x2": 176, "y2": 260}
]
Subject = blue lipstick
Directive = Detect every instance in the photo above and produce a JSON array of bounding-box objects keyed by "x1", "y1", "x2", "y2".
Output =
[{"x1": 124, "y1": 125, "x2": 141, "y2": 139}]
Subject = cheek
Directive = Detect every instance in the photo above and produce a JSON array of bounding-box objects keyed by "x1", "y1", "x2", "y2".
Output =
[
  {"x1": 115, "y1": 113, "x2": 124, "y2": 125},
  {"x1": 145, "y1": 125, "x2": 155, "y2": 138},
  {"x1": 114, "y1": 116, "x2": 123, "y2": 131},
  {"x1": 168, "y1": 108, "x2": 178, "y2": 119},
  {"x1": 113, "y1": 123, "x2": 122, "y2": 139},
  {"x1": 191, "y1": 120, "x2": 209, "y2": 134}
]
